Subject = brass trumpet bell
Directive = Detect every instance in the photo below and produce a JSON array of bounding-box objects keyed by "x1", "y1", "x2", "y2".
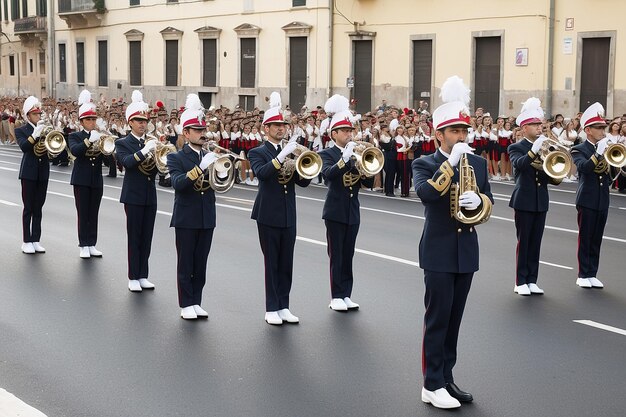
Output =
[
  {"x1": 154, "y1": 142, "x2": 177, "y2": 174},
  {"x1": 99, "y1": 135, "x2": 117, "y2": 156},
  {"x1": 43, "y1": 128, "x2": 67, "y2": 158},
  {"x1": 208, "y1": 156, "x2": 236, "y2": 193},
  {"x1": 605, "y1": 143, "x2": 626, "y2": 168},
  {"x1": 295, "y1": 150, "x2": 323, "y2": 180},
  {"x1": 352, "y1": 142, "x2": 384, "y2": 177},
  {"x1": 542, "y1": 150, "x2": 572, "y2": 180}
]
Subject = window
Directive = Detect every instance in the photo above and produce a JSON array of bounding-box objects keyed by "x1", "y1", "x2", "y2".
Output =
[
  {"x1": 39, "y1": 51, "x2": 45, "y2": 75},
  {"x1": 9, "y1": 54, "x2": 15, "y2": 76},
  {"x1": 202, "y1": 39, "x2": 217, "y2": 87},
  {"x1": 3, "y1": 0, "x2": 7, "y2": 21},
  {"x1": 59, "y1": 43, "x2": 66, "y2": 82},
  {"x1": 29, "y1": 58, "x2": 33, "y2": 73},
  {"x1": 10, "y1": 0, "x2": 18, "y2": 20},
  {"x1": 165, "y1": 39, "x2": 178, "y2": 86},
  {"x1": 35, "y1": 0, "x2": 46, "y2": 16},
  {"x1": 20, "y1": 0, "x2": 26, "y2": 17},
  {"x1": 21, "y1": 52, "x2": 26, "y2": 76},
  {"x1": 98, "y1": 40, "x2": 108, "y2": 87},
  {"x1": 238, "y1": 95, "x2": 255, "y2": 111},
  {"x1": 129, "y1": 41, "x2": 142, "y2": 86},
  {"x1": 292, "y1": 0, "x2": 305, "y2": 6},
  {"x1": 76, "y1": 42, "x2": 85, "y2": 84},
  {"x1": 240, "y1": 38, "x2": 256, "y2": 88},
  {"x1": 129, "y1": 0, "x2": 139, "y2": 5}
]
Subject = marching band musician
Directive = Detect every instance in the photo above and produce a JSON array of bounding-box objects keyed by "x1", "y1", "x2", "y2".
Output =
[
  {"x1": 319, "y1": 94, "x2": 374, "y2": 312},
  {"x1": 166, "y1": 94, "x2": 218, "y2": 320},
  {"x1": 571, "y1": 103, "x2": 611, "y2": 289},
  {"x1": 248, "y1": 92, "x2": 311, "y2": 325},
  {"x1": 508, "y1": 98, "x2": 561, "y2": 296},
  {"x1": 115, "y1": 90, "x2": 158, "y2": 293},
  {"x1": 412, "y1": 76, "x2": 493, "y2": 409},
  {"x1": 68, "y1": 90, "x2": 105, "y2": 259},
  {"x1": 16, "y1": 96, "x2": 48, "y2": 254}
]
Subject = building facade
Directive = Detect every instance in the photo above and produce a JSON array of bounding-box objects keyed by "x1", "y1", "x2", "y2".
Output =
[{"x1": 1, "y1": 0, "x2": 625, "y2": 118}]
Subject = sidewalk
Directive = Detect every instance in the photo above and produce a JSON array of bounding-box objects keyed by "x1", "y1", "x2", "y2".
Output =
[{"x1": 0, "y1": 389, "x2": 47, "y2": 417}]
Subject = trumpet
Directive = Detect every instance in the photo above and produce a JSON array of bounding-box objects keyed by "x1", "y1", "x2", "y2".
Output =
[
  {"x1": 278, "y1": 140, "x2": 323, "y2": 184},
  {"x1": 85, "y1": 132, "x2": 117, "y2": 157},
  {"x1": 139, "y1": 135, "x2": 177, "y2": 175},
  {"x1": 530, "y1": 136, "x2": 573, "y2": 180},
  {"x1": 604, "y1": 142, "x2": 626, "y2": 168},
  {"x1": 352, "y1": 141, "x2": 384, "y2": 177},
  {"x1": 33, "y1": 125, "x2": 67, "y2": 158},
  {"x1": 192, "y1": 141, "x2": 244, "y2": 193}
]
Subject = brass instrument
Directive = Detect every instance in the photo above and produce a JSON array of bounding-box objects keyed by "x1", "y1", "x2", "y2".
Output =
[
  {"x1": 192, "y1": 141, "x2": 245, "y2": 193},
  {"x1": 604, "y1": 142, "x2": 626, "y2": 168},
  {"x1": 85, "y1": 132, "x2": 118, "y2": 157},
  {"x1": 34, "y1": 125, "x2": 67, "y2": 158},
  {"x1": 278, "y1": 140, "x2": 323, "y2": 184},
  {"x1": 202, "y1": 140, "x2": 247, "y2": 161},
  {"x1": 139, "y1": 135, "x2": 177, "y2": 175},
  {"x1": 449, "y1": 154, "x2": 492, "y2": 225},
  {"x1": 530, "y1": 137, "x2": 573, "y2": 180},
  {"x1": 352, "y1": 140, "x2": 384, "y2": 177}
]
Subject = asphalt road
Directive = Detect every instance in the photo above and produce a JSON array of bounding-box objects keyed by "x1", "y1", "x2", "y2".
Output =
[{"x1": 1, "y1": 143, "x2": 625, "y2": 417}]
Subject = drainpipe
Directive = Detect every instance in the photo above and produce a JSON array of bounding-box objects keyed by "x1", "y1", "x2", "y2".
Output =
[
  {"x1": 545, "y1": 0, "x2": 555, "y2": 118},
  {"x1": 48, "y1": 0, "x2": 55, "y2": 98},
  {"x1": 328, "y1": 0, "x2": 333, "y2": 98}
]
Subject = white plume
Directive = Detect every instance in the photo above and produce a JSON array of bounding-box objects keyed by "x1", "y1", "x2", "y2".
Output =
[
  {"x1": 353, "y1": 114, "x2": 362, "y2": 122},
  {"x1": 389, "y1": 118, "x2": 399, "y2": 133},
  {"x1": 23, "y1": 96, "x2": 40, "y2": 115},
  {"x1": 320, "y1": 118, "x2": 330, "y2": 135},
  {"x1": 440, "y1": 76, "x2": 471, "y2": 106},
  {"x1": 78, "y1": 89, "x2": 92, "y2": 106},
  {"x1": 131, "y1": 90, "x2": 143, "y2": 103},
  {"x1": 520, "y1": 97, "x2": 544, "y2": 118},
  {"x1": 324, "y1": 94, "x2": 350, "y2": 115},
  {"x1": 185, "y1": 94, "x2": 204, "y2": 112},
  {"x1": 269, "y1": 92, "x2": 282, "y2": 109}
]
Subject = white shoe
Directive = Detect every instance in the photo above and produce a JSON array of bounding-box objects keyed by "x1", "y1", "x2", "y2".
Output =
[
  {"x1": 329, "y1": 298, "x2": 348, "y2": 311},
  {"x1": 251, "y1": 178, "x2": 259, "y2": 186},
  {"x1": 21, "y1": 242, "x2": 35, "y2": 254},
  {"x1": 576, "y1": 278, "x2": 592, "y2": 288},
  {"x1": 138, "y1": 278, "x2": 155, "y2": 289},
  {"x1": 588, "y1": 277, "x2": 604, "y2": 288},
  {"x1": 244, "y1": 178, "x2": 252, "y2": 185},
  {"x1": 181, "y1": 306, "x2": 197, "y2": 320},
  {"x1": 32, "y1": 242, "x2": 46, "y2": 253},
  {"x1": 514, "y1": 284, "x2": 531, "y2": 296},
  {"x1": 265, "y1": 311, "x2": 283, "y2": 325},
  {"x1": 89, "y1": 246, "x2": 103, "y2": 257},
  {"x1": 528, "y1": 283, "x2": 544, "y2": 294},
  {"x1": 493, "y1": 174, "x2": 501, "y2": 181},
  {"x1": 277, "y1": 308, "x2": 299, "y2": 323},
  {"x1": 421, "y1": 387, "x2": 461, "y2": 409},
  {"x1": 505, "y1": 174, "x2": 512, "y2": 181},
  {"x1": 128, "y1": 280, "x2": 142, "y2": 292},
  {"x1": 343, "y1": 297, "x2": 360, "y2": 309},
  {"x1": 79, "y1": 247, "x2": 91, "y2": 259},
  {"x1": 193, "y1": 305, "x2": 209, "y2": 318}
]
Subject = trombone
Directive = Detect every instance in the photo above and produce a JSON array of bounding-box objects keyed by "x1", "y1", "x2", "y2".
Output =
[
  {"x1": 33, "y1": 125, "x2": 67, "y2": 159},
  {"x1": 530, "y1": 136, "x2": 573, "y2": 180}
]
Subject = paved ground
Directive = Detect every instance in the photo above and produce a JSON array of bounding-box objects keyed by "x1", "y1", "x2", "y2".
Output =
[{"x1": 0, "y1": 143, "x2": 625, "y2": 417}]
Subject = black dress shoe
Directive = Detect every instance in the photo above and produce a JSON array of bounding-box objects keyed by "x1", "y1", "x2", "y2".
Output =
[
  {"x1": 385, "y1": 193, "x2": 395, "y2": 197},
  {"x1": 445, "y1": 382, "x2": 473, "y2": 403}
]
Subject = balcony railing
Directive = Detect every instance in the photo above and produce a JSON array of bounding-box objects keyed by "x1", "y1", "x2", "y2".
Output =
[
  {"x1": 58, "y1": 0, "x2": 102, "y2": 14},
  {"x1": 13, "y1": 16, "x2": 47, "y2": 34}
]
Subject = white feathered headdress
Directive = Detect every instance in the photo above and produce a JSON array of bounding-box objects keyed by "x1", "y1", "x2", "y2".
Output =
[
  {"x1": 125, "y1": 90, "x2": 150, "y2": 121},
  {"x1": 180, "y1": 94, "x2": 206, "y2": 128},
  {"x1": 516, "y1": 97, "x2": 544, "y2": 127},
  {"x1": 432, "y1": 75, "x2": 472, "y2": 131}
]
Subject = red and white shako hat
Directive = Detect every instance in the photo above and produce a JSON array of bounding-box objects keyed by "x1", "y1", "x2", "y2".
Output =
[
  {"x1": 180, "y1": 94, "x2": 206, "y2": 129},
  {"x1": 580, "y1": 102, "x2": 607, "y2": 129},
  {"x1": 432, "y1": 76, "x2": 471, "y2": 131},
  {"x1": 22, "y1": 96, "x2": 42, "y2": 116},
  {"x1": 125, "y1": 90, "x2": 150, "y2": 122},
  {"x1": 262, "y1": 92, "x2": 289, "y2": 125},
  {"x1": 78, "y1": 89, "x2": 97, "y2": 120},
  {"x1": 516, "y1": 97, "x2": 544, "y2": 127},
  {"x1": 325, "y1": 94, "x2": 354, "y2": 131}
]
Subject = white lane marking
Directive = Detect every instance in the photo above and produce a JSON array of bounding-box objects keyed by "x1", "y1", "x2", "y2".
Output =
[
  {"x1": 539, "y1": 261, "x2": 572, "y2": 270},
  {"x1": 573, "y1": 320, "x2": 626, "y2": 337},
  {"x1": 0, "y1": 166, "x2": 18, "y2": 172},
  {"x1": 0, "y1": 199, "x2": 20, "y2": 207},
  {"x1": 0, "y1": 388, "x2": 48, "y2": 417}
]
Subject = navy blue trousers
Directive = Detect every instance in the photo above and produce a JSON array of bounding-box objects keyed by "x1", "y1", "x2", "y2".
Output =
[
  {"x1": 577, "y1": 206, "x2": 608, "y2": 278},
  {"x1": 21, "y1": 179, "x2": 47, "y2": 242},
  {"x1": 514, "y1": 210, "x2": 547, "y2": 285},
  {"x1": 175, "y1": 227, "x2": 214, "y2": 307},
  {"x1": 325, "y1": 219, "x2": 359, "y2": 299},
  {"x1": 422, "y1": 270, "x2": 473, "y2": 391},
  {"x1": 73, "y1": 185, "x2": 103, "y2": 247},
  {"x1": 124, "y1": 203, "x2": 157, "y2": 280},
  {"x1": 257, "y1": 223, "x2": 295, "y2": 311}
]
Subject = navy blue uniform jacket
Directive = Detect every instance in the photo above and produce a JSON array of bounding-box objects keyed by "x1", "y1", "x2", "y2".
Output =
[
  {"x1": 248, "y1": 141, "x2": 311, "y2": 228},
  {"x1": 115, "y1": 134, "x2": 158, "y2": 205},
  {"x1": 508, "y1": 139, "x2": 560, "y2": 212},
  {"x1": 412, "y1": 150, "x2": 493, "y2": 273},
  {"x1": 167, "y1": 144, "x2": 216, "y2": 229},
  {"x1": 319, "y1": 146, "x2": 374, "y2": 225},
  {"x1": 571, "y1": 140, "x2": 610, "y2": 211},
  {"x1": 15, "y1": 122, "x2": 50, "y2": 181},
  {"x1": 68, "y1": 130, "x2": 104, "y2": 187}
]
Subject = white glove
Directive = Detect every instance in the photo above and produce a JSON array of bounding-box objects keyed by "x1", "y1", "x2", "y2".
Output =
[
  {"x1": 141, "y1": 139, "x2": 157, "y2": 156},
  {"x1": 32, "y1": 121, "x2": 46, "y2": 139},
  {"x1": 277, "y1": 141, "x2": 298, "y2": 163},
  {"x1": 342, "y1": 141, "x2": 357, "y2": 162},
  {"x1": 531, "y1": 135, "x2": 548, "y2": 154},
  {"x1": 89, "y1": 130, "x2": 102, "y2": 143},
  {"x1": 199, "y1": 152, "x2": 218, "y2": 170},
  {"x1": 448, "y1": 143, "x2": 474, "y2": 167},
  {"x1": 458, "y1": 191, "x2": 481, "y2": 210},
  {"x1": 595, "y1": 137, "x2": 609, "y2": 155}
]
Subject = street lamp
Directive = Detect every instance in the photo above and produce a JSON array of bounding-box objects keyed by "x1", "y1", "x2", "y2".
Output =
[{"x1": 0, "y1": 30, "x2": 21, "y2": 95}]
